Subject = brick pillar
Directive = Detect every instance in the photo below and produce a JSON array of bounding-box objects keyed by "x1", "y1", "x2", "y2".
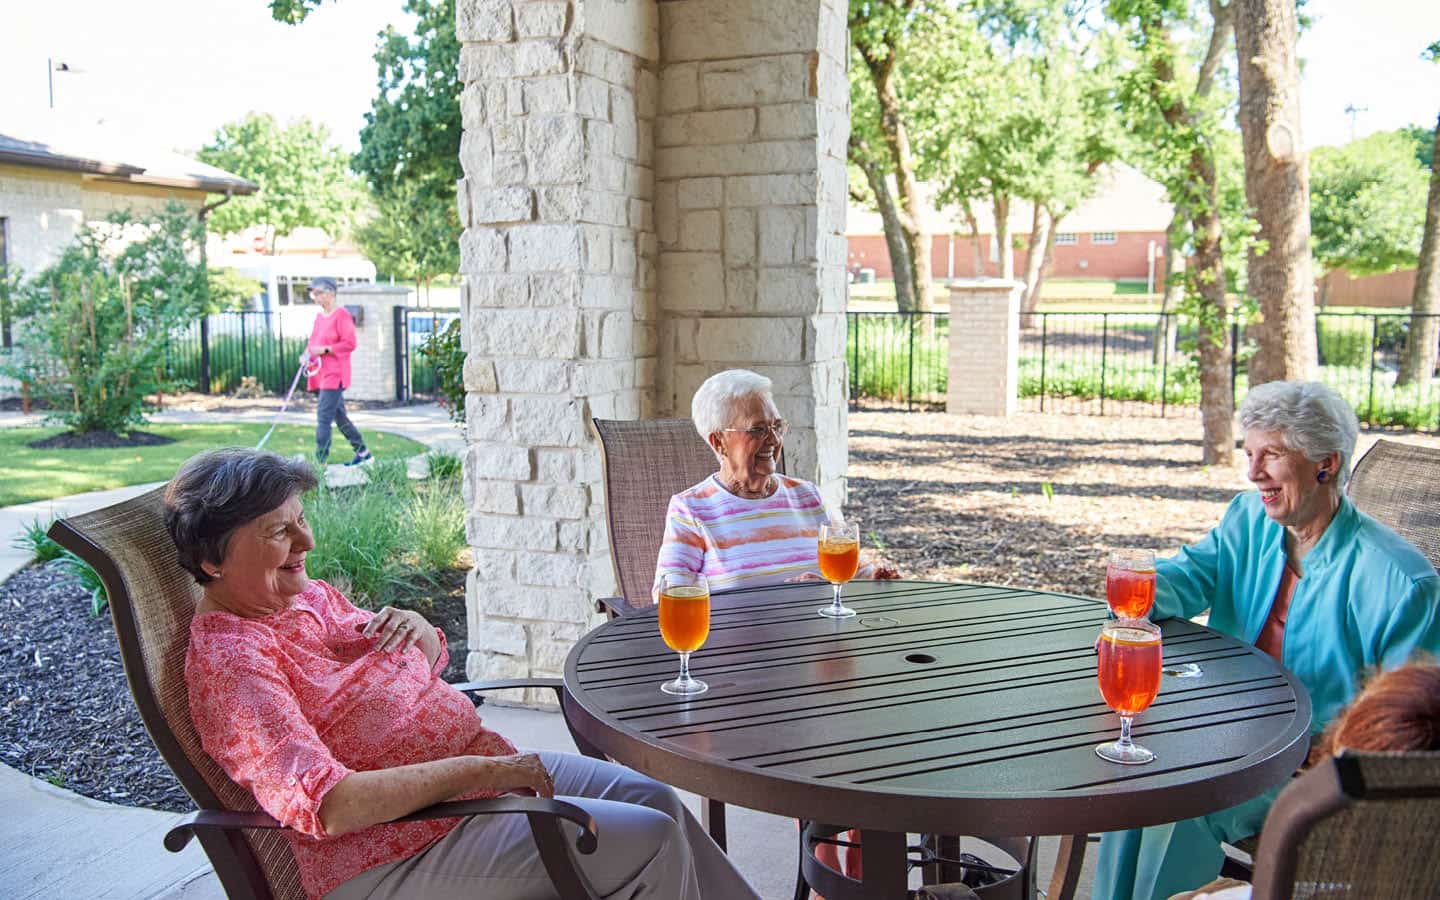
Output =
[
  {"x1": 335, "y1": 284, "x2": 406, "y2": 402},
  {"x1": 947, "y1": 279, "x2": 1023, "y2": 417}
]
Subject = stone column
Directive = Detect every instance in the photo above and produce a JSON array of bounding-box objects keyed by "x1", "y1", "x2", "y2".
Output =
[
  {"x1": 654, "y1": 0, "x2": 850, "y2": 509},
  {"x1": 456, "y1": 0, "x2": 658, "y2": 704},
  {"x1": 336, "y1": 283, "x2": 406, "y2": 402},
  {"x1": 947, "y1": 279, "x2": 1023, "y2": 417}
]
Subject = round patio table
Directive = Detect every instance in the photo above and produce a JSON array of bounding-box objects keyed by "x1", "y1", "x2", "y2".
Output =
[{"x1": 562, "y1": 580, "x2": 1312, "y2": 899}]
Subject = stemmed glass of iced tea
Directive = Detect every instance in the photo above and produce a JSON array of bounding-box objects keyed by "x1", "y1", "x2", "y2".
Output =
[
  {"x1": 1096, "y1": 619, "x2": 1162, "y2": 764},
  {"x1": 1106, "y1": 549, "x2": 1157, "y2": 619},
  {"x1": 817, "y1": 521, "x2": 861, "y2": 619},
  {"x1": 658, "y1": 572, "x2": 711, "y2": 696}
]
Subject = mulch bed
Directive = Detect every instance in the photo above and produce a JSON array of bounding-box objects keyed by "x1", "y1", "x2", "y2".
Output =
[
  {"x1": 27, "y1": 430, "x2": 176, "y2": 450},
  {"x1": 0, "y1": 560, "x2": 469, "y2": 813}
]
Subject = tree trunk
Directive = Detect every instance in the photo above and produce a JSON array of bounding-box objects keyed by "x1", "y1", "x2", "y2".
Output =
[
  {"x1": 1021, "y1": 204, "x2": 1053, "y2": 315},
  {"x1": 964, "y1": 202, "x2": 986, "y2": 277},
  {"x1": 1153, "y1": 212, "x2": 1186, "y2": 364},
  {"x1": 1398, "y1": 115, "x2": 1440, "y2": 387},
  {"x1": 994, "y1": 194, "x2": 1014, "y2": 281},
  {"x1": 858, "y1": 153, "x2": 918, "y2": 312},
  {"x1": 1234, "y1": 0, "x2": 1317, "y2": 385},
  {"x1": 1193, "y1": 173, "x2": 1234, "y2": 467},
  {"x1": 863, "y1": 49, "x2": 933, "y2": 312}
]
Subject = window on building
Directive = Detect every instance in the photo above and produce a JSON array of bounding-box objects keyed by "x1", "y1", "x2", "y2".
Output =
[
  {"x1": 1054, "y1": 232, "x2": 1078, "y2": 246},
  {"x1": 1091, "y1": 231, "x2": 1117, "y2": 245}
]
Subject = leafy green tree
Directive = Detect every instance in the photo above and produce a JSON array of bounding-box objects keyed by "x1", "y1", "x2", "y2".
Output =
[
  {"x1": 267, "y1": 0, "x2": 329, "y2": 23},
  {"x1": 206, "y1": 268, "x2": 264, "y2": 313},
  {"x1": 1310, "y1": 132, "x2": 1428, "y2": 288},
  {"x1": 355, "y1": 180, "x2": 460, "y2": 306},
  {"x1": 1110, "y1": 0, "x2": 1238, "y2": 466},
  {"x1": 1399, "y1": 40, "x2": 1440, "y2": 386},
  {"x1": 2, "y1": 204, "x2": 207, "y2": 434},
  {"x1": 196, "y1": 113, "x2": 365, "y2": 244}
]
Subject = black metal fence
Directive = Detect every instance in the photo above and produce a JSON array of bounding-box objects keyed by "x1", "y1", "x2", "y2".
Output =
[
  {"x1": 394, "y1": 307, "x2": 459, "y2": 402},
  {"x1": 163, "y1": 311, "x2": 310, "y2": 395},
  {"x1": 847, "y1": 309, "x2": 1440, "y2": 431}
]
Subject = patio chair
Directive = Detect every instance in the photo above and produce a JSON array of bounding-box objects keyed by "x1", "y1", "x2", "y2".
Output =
[
  {"x1": 591, "y1": 416, "x2": 785, "y2": 614},
  {"x1": 1347, "y1": 439, "x2": 1440, "y2": 572},
  {"x1": 48, "y1": 487, "x2": 604, "y2": 900},
  {"x1": 1248, "y1": 750, "x2": 1440, "y2": 900}
]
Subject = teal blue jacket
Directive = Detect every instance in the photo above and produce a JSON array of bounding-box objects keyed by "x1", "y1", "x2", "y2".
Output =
[
  {"x1": 1155, "y1": 491, "x2": 1440, "y2": 730},
  {"x1": 1094, "y1": 491, "x2": 1440, "y2": 900}
]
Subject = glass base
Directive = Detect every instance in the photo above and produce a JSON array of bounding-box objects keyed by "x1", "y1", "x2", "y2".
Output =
[
  {"x1": 1095, "y1": 741, "x2": 1156, "y2": 765},
  {"x1": 818, "y1": 604, "x2": 856, "y2": 618},
  {"x1": 661, "y1": 676, "x2": 708, "y2": 696}
]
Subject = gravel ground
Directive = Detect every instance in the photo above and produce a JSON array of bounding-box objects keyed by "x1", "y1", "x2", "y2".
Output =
[{"x1": 4, "y1": 410, "x2": 1438, "y2": 812}]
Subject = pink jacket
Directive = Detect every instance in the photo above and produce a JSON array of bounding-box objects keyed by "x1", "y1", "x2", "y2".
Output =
[{"x1": 306, "y1": 307, "x2": 357, "y2": 391}]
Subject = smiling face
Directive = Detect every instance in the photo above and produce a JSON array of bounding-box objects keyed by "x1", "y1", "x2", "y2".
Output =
[
  {"x1": 1244, "y1": 428, "x2": 1339, "y2": 530},
  {"x1": 709, "y1": 392, "x2": 783, "y2": 487},
  {"x1": 205, "y1": 494, "x2": 315, "y2": 617}
]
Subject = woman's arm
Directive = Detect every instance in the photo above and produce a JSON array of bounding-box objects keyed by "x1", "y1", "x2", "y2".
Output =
[
  {"x1": 330, "y1": 308, "x2": 358, "y2": 356},
  {"x1": 318, "y1": 752, "x2": 554, "y2": 837},
  {"x1": 653, "y1": 495, "x2": 706, "y2": 600}
]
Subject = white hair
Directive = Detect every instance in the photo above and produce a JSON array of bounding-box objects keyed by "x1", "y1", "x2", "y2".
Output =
[
  {"x1": 691, "y1": 369, "x2": 774, "y2": 441},
  {"x1": 1239, "y1": 380, "x2": 1359, "y2": 486}
]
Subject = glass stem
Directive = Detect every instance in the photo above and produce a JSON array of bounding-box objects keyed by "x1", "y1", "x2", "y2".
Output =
[
  {"x1": 677, "y1": 651, "x2": 692, "y2": 684},
  {"x1": 832, "y1": 582, "x2": 843, "y2": 612},
  {"x1": 1117, "y1": 714, "x2": 1134, "y2": 750}
]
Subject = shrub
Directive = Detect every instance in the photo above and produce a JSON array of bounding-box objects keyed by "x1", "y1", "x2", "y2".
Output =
[
  {"x1": 426, "y1": 449, "x2": 463, "y2": 481},
  {"x1": 11, "y1": 519, "x2": 66, "y2": 563},
  {"x1": 54, "y1": 551, "x2": 108, "y2": 617},
  {"x1": 409, "y1": 485, "x2": 466, "y2": 572},
  {"x1": 417, "y1": 319, "x2": 466, "y2": 423},
  {"x1": 2, "y1": 204, "x2": 206, "y2": 434},
  {"x1": 303, "y1": 481, "x2": 413, "y2": 608}
]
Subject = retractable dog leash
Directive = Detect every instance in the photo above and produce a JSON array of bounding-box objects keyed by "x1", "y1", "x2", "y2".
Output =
[{"x1": 255, "y1": 354, "x2": 323, "y2": 450}]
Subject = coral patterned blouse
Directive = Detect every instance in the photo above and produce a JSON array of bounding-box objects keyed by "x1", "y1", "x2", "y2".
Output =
[{"x1": 186, "y1": 580, "x2": 517, "y2": 899}]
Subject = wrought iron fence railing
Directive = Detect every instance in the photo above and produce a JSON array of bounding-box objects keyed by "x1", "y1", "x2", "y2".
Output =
[{"x1": 846, "y1": 309, "x2": 1440, "y2": 431}]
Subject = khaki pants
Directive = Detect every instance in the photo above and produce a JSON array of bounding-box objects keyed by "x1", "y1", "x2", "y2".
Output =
[{"x1": 325, "y1": 751, "x2": 759, "y2": 900}]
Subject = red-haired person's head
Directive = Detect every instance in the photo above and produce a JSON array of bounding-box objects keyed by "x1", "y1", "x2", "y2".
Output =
[{"x1": 1310, "y1": 662, "x2": 1440, "y2": 764}]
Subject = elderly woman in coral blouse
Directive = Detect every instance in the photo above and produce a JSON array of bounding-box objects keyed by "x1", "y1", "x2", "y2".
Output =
[
  {"x1": 1093, "y1": 381, "x2": 1440, "y2": 900},
  {"x1": 169, "y1": 448, "x2": 758, "y2": 900},
  {"x1": 653, "y1": 368, "x2": 897, "y2": 597}
]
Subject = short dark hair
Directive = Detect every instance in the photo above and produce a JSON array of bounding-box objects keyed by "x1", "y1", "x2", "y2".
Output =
[{"x1": 163, "y1": 448, "x2": 318, "y2": 584}]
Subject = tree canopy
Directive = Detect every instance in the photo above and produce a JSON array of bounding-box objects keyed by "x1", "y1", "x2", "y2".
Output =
[
  {"x1": 196, "y1": 112, "x2": 365, "y2": 239},
  {"x1": 1310, "y1": 131, "x2": 1429, "y2": 277}
]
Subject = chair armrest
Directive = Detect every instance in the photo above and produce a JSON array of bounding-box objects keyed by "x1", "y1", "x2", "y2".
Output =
[
  {"x1": 164, "y1": 796, "x2": 599, "y2": 855},
  {"x1": 450, "y1": 678, "x2": 564, "y2": 706},
  {"x1": 596, "y1": 596, "x2": 634, "y2": 618}
]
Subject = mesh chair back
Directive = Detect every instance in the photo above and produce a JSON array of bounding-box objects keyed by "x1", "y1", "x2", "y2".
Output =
[
  {"x1": 1250, "y1": 751, "x2": 1440, "y2": 900},
  {"x1": 591, "y1": 417, "x2": 786, "y2": 611},
  {"x1": 50, "y1": 488, "x2": 303, "y2": 900},
  {"x1": 1348, "y1": 439, "x2": 1440, "y2": 572}
]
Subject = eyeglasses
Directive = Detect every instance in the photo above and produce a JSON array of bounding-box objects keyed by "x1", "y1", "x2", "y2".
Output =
[{"x1": 720, "y1": 419, "x2": 789, "y2": 440}]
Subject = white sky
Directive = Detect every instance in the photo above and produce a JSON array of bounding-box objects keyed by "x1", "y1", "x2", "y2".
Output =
[{"x1": 0, "y1": 0, "x2": 1436, "y2": 160}]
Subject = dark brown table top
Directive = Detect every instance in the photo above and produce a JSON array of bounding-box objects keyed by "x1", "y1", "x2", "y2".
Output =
[{"x1": 562, "y1": 580, "x2": 1313, "y2": 837}]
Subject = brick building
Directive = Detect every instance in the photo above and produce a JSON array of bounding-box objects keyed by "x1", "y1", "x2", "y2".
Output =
[{"x1": 847, "y1": 164, "x2": 1173, "y2": 285}]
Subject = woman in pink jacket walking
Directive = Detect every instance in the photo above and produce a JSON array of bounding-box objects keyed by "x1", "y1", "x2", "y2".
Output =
[{"x1": 304, "y1": 278, "x2": 371, "y2": 466}]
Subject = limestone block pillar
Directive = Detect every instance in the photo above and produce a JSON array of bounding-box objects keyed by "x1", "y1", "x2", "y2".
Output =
[
  {"x1": 947, "y1": 279, "x2": 1023, "y2": 417},
  {"x1": 336, "y1": 284, "x2": 406, "y2": 402},
  {"x1": 456, "y1": 0, "x2": 658, "y2": 704},
  {"x1": 654, "y1": 0, "x2": 850, "y2": 509}
]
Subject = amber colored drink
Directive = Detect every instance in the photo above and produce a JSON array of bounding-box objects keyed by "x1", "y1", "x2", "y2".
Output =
[
  {"x1": 1097, "y1": 626, "x2": 1162, "y2": 716},
  {"x1": 818, "y1": 538, "x2": 860, "y2": 584},
  {"x1": 1106, "y1": 565, "x2": 1157, "y2": 618},
  {"x1": 659, "y1": 585, "x2": 710, "y2": 653}
]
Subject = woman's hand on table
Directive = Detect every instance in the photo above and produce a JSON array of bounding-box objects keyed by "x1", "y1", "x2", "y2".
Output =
[
  {"x1": 361, "y1": 606, "x2": 441, "y2": 667},
  {"x1": 871, "y1": 564, "x2": 900, "y2": 580},
  {"x1": 785, "y1": 572, "x2": 826, "y2": 583}
]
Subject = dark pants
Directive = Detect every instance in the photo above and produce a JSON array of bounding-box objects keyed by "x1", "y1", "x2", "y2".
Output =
[{"x1": 316, "y1": 388, "x2": 366, "y2": 463}]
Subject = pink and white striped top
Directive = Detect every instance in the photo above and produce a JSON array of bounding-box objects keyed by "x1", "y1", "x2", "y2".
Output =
[{"x1": 653, "y1": 474, "x2": 834, "y2": 597}]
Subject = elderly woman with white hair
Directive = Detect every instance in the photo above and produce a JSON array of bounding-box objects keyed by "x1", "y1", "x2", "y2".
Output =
[
  {"x1": 654, "y1": 368, "x2": 897, "y2": 597},
  {"x1": 1093, "y1": 380, "x2": 1440, "y2": 900}
]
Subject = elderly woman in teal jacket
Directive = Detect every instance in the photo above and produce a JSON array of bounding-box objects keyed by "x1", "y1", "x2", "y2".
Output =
[{"x1": 1093, "y1": 380, "x2": 1440, "y2": 900}]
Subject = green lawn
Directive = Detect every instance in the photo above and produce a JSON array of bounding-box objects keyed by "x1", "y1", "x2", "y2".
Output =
[{"x1": 0, "y1": 424, "x2": 426, "y2": 507}]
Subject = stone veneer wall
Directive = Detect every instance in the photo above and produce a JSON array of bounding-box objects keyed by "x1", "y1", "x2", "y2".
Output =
[{"x1": 457, "y1": 0, "x2": 848, "y2": 702}]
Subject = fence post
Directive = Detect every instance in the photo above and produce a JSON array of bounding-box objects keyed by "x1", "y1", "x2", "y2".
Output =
[
  {"x1": 199, "y1": 317, "x2": 210, "y2": 394},
  {"x1": 849, "y1": 312, "x2": 858, "y2": 407},
  {"x1": 1040, "y1": 314, "x2": 1048, "y2": 412},
  {"x1": 1367, "y1": 314, "x2": 1379, "y2": 422},
  {"x1": 393, "y1": 305, "x2": 408, "y2": 403},
  {"x1": 906, "y1": 312, "x2": 916, "y2": 412},
  {"x1": 1231, "y1": 319, "x2": 1240, "y2": 407},
  {"x1": 1100, "y1": 313, "x2": 1109, "y2": 416},
  {"x1": 1160, "y1": 313, "x2": 1170, "y2": 418},
  {"x1": 946, "y1": 278, "x2": 1023, "y2": 416},
  {"x1": 240, "y1": 313, "x2": 249, "y2": 379}
]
